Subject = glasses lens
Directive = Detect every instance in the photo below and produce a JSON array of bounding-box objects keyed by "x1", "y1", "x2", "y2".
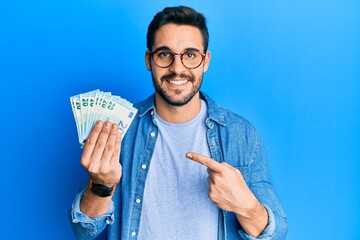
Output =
[
  {"x1": 181, "y1": 51, "x2": 203, "y2": 69},
  {"x1": 152, "y1": 50, "x2": 174, "y2": 68}
]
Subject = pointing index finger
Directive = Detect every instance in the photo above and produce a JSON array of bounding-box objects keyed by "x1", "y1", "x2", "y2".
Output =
[{"x1": 186, "y1": 152, "x2": 223, "y2": 172}]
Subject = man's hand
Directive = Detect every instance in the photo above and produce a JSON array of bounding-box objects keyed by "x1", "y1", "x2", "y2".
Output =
[
  {"x1": 79, "y1": 121, "x2": 122, "y2": 218},
  {"x1": 81, "y1": 121, "x2": 122, "y2": 187},
  {"x1": 186, "y1": 152, "x2": 268, "y2": 237}
]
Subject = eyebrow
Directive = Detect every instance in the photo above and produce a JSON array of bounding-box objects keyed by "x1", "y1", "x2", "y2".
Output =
[{"x1": 152, "y1": 46, "x2": 202, "y2": 53}]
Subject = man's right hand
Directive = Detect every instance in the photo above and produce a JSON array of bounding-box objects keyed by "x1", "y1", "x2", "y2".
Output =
[
  {"x1": 79, "y1": 120, "x2": 122, "y2": 217},
  {"x1": 81, "y1": 120, "x2": 122, "y2": 187}
]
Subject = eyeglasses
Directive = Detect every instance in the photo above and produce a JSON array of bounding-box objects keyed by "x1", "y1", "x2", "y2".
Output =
[{"x1": 150, "y1": 49, "x2": 206, "y2": 69}]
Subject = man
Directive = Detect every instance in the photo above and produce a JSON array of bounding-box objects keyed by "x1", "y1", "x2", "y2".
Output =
[{"x1": 70, "y1": 6, "x2": 288, "y2": 240}]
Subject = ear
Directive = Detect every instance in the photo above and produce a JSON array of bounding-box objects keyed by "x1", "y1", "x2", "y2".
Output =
[
  {"x1": 145, "y1": 51, "x2": 152, "y2": 71},
  {"x1": 203, "y1": 50, "x2": 211, "y2": 73}
]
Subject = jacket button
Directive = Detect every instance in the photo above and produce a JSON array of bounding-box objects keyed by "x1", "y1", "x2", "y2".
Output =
[{"x1": 150, "y1": 132, "x2": 155, "y2": 137}]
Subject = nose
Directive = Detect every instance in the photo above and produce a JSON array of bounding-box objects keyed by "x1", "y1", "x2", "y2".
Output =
[{"x1": 169, "y1": 54, "x2": 186, "y2": 73}]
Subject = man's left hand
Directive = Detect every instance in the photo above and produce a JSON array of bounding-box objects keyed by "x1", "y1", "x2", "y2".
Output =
[{"x1": 186, "y1": 152, "x2": 268, "y2": 237}]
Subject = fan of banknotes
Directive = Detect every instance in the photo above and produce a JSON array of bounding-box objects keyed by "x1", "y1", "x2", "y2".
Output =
[{"x1": 70, "y1": 89, "x2": 138, "y2": 147}]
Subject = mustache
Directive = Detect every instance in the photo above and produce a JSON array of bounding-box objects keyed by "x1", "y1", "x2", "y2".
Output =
[{"x1": 161, "y1": 72, "x2": 194, "y2": 82}]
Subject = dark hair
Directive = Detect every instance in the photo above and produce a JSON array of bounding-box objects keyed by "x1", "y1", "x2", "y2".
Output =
[{"x1": 146, "y1": 6, "x2": 209, "y2": 52}]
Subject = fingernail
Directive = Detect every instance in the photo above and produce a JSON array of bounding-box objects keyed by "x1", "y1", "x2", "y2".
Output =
[
  {"x1": 105, "y1": 121, "x2": 111, "y2": 128},
  {"x1": 186, "y1": 153, "x2": 192, "y2": 158},
  {"x1": 96, "y1": 121, "x2": 103, "y2": 127},
  {"x1": 112, "y1": 124, "x2": 118, "y2": 130}
]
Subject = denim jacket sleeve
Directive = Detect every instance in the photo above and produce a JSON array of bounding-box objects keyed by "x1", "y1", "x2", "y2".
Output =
[
  {"x1": 238, "y1": 204, "x2": 276, "y2": 239},
  {"x1": 69, "y1": 189, "x2": 115, "y2": 240},
  {"x1": 238, "y1": 136, "x2": 288, "y2": 239},
  {"x1": 205, "y1": 94, "x2": 288, "y2": 239}
]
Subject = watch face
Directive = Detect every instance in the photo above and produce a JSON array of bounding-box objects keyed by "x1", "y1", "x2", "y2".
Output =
[
  {"x1": 91, "y1": 184, "x2": 113, "y2": 197},
  {"x1": 96, "y1": 188, "x2": 107, "y2": 197}
]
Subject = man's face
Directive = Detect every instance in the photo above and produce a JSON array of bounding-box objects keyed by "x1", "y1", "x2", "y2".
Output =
[{"x1": 145, "y1": 24, "x2": 211, "y2": 106}]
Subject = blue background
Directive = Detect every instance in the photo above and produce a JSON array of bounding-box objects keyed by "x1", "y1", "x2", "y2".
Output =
[{"x1": 1, "y1": 0, "x2": 359, "y2": 239}]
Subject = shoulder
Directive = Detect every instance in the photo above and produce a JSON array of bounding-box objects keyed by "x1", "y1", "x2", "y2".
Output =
[
  {"x1": 219, "y1": 105, "x2": 262, "y2": 150},
  {"x1": 202, "y1": 92, "x2": 259, "y2": 135},
  {"x1": 203, "y1": 93, "x2": 266, "y2": 169},
  {"x1": 133, "y1": 94, "x2": 155, "y2": 114}
]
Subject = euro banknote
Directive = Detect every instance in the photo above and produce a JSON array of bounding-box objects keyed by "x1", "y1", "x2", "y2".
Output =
[{"x1": 70, "y1": 89, "x2": 138, "y2": 147}]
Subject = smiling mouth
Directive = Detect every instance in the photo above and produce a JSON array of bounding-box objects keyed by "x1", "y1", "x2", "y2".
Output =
[{"x1": 167, "y1": 80, "x2": 189, "y2": 86}]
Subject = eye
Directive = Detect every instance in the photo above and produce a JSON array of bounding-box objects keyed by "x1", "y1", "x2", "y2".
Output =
[
  {"x1": 156, "y1": 50, "x2": 172, "y2": 58},
  {"x1": 184, "y1": 51, "x2": 197, "y2": 59}
]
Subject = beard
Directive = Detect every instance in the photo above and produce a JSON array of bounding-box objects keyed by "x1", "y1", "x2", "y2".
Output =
[{"x1": 152, "y1": 72, "x2": 203, "y2": 107}]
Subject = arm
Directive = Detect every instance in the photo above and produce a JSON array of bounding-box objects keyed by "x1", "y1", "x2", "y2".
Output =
[
  {"x1": 238, "y1": 139, "x2": 288, "y2": 239},
  {"x1": 70, "y1": 121, "x2": 122, "y2": 239},
  {"x1": 186, "y1": 152, "x2": 268, "y2": 237},
  {"x1": 186, "y1": 145, "x2": 287, "y2": 239}
]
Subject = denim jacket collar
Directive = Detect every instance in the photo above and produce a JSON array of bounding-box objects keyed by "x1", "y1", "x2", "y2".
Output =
[{"x1": 136, "y1": 91, "x2": 227, "y2": 126}]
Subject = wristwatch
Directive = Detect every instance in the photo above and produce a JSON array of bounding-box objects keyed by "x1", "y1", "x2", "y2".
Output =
[{"x1": 90, "y1": 182, "x2": 114, "y2": 197}]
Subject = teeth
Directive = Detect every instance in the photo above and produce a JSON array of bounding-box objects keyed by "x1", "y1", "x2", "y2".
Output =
[{"x1": 169, "y1": 80, "x2": 188, "y2": 86}]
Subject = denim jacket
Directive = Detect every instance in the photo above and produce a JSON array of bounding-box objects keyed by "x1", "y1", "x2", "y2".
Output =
[{"x1": 70, "y1": 92, "x2": 288, "y2": 240}]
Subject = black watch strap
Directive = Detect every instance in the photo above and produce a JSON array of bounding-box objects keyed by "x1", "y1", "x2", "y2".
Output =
[{"x1": 90, "y1": 182, "x2": 114, "y2": 197}]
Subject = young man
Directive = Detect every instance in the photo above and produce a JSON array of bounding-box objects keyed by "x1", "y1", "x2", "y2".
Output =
[{"x1": 70, "y1": 6, "x2": 288, "y2": 240}]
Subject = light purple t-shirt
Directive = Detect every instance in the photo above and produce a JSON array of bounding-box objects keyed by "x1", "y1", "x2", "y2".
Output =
[{"x1": 138, "y1": 100, "x2": 219, "y2": 240}]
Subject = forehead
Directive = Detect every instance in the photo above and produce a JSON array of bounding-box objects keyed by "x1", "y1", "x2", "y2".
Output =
[{"x1": 153, "y1": 24, "x2": 204, "y2": 51}]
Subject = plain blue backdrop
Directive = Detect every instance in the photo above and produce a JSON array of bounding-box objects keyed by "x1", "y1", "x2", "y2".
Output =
[{"x1": 1, "y1": 0, "x2": 359, "y2": 239}]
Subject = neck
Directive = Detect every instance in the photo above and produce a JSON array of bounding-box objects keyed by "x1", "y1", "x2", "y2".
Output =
[{"x1": 154, "y1": 93, "x2": 202, "y2": 124}]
